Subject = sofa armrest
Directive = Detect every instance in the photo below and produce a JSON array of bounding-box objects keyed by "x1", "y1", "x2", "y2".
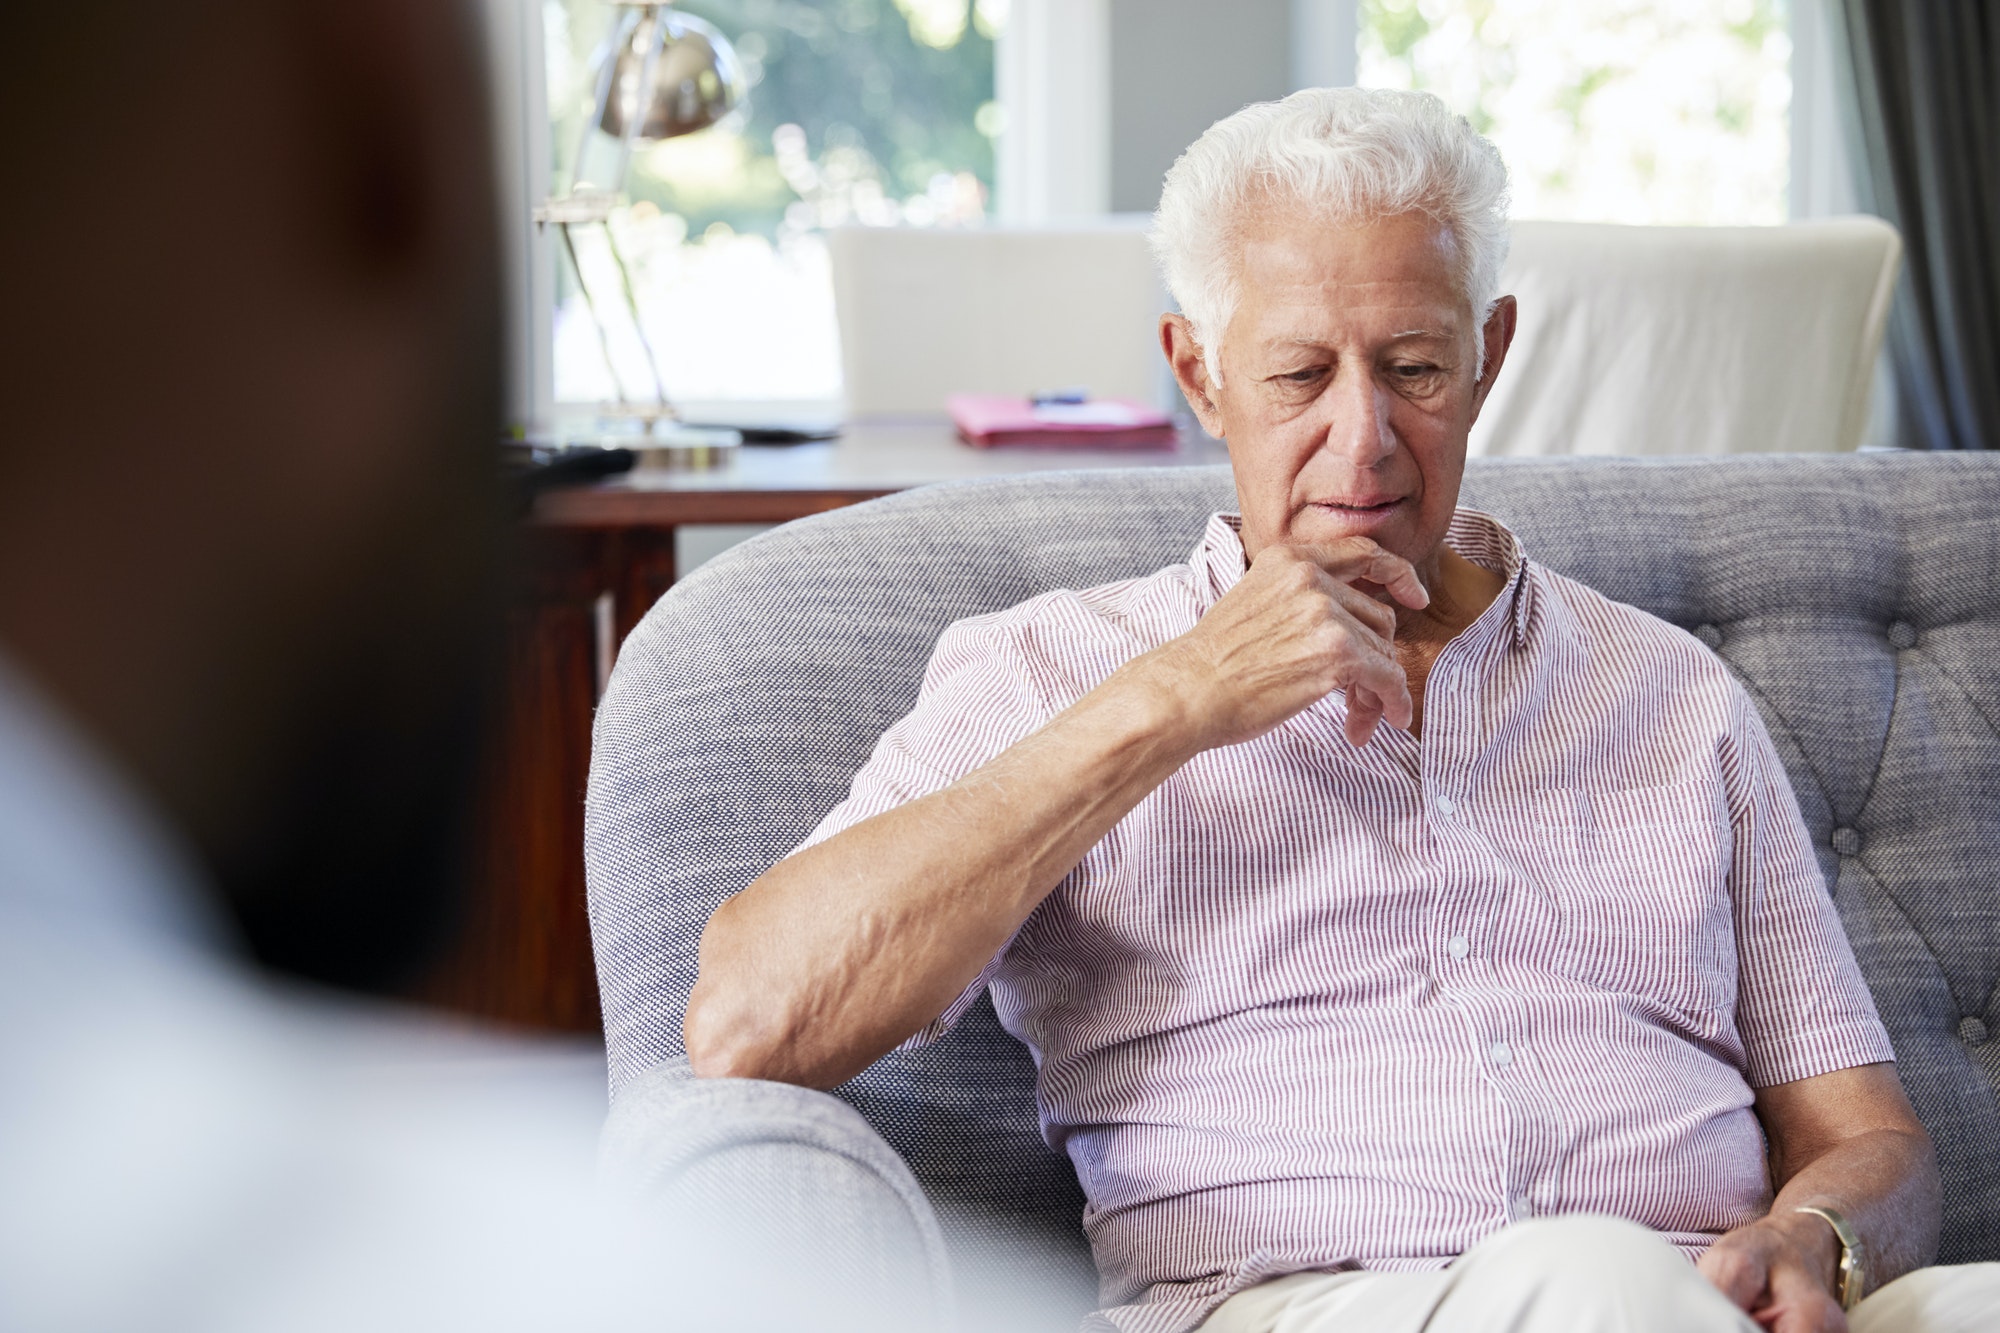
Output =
[{"x1": 600, "y1": 1058, "x2": 954, "y2": 1332}]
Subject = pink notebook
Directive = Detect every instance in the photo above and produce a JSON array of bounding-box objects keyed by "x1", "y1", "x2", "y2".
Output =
[{"x1": 948, "y1": 394, "x2": 1178, "y2": 449}]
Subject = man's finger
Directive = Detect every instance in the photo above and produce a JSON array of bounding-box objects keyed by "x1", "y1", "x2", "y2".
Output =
[
  {"x1": 1331, "y1": 584, "x2": 1397, "y2": 642},
  {"x1": 1297, "y1": 540, "x2": 1430, "y2": 610},
  {"x1": 1357, "y1": 548, "x2": 1431, "y2": 610},
  {"x1": 1697, "y1": 1243, "x2": 1768, "y2": 1312},
  {"x1": 1764, "y1": 1258, "x2": 1847, "y2": 1333},
  {"x1": 1345, "y1": 687, "x2": 1383, "y2": 747},
  {"x1": 1347, "y1": 654, "x2": 1414, "y2": 732}
]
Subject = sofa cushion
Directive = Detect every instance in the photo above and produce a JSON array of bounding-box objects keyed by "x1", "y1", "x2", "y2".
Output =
[{"x1": 586, "y1": 453, "x2": 2000, "y2": 1293}]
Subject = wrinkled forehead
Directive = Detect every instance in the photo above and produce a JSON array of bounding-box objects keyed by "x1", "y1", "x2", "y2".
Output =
[{"x1": 1228, "y1": 198, "x2": 1476, "y2": 330}]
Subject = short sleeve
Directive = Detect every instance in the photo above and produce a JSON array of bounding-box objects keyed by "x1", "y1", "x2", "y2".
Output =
[
  {"x1": 1721, "y1": 688, "x2": 1896, "y2": 1087},
  {"x1": 786, "y1": 612, "x2": 1058, "y2": 1048}
]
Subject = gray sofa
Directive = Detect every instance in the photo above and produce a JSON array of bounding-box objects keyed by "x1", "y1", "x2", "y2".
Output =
[{"x1": 585, "y1": 453, "x2": 2000, "y2": 1322}]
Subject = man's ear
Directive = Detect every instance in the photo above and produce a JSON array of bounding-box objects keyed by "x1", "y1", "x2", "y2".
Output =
[
  {"x1": 1468, "y1": 294, "x2": 1518, "y2": 424},
  {"x1": 1160, "y1": 313, "x2": 1228, "y2": 441}
]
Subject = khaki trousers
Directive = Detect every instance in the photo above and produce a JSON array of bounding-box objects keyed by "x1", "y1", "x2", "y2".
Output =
[{"x1": 1202, "y1": 1215, "x2": 2000, "y2": 1333}]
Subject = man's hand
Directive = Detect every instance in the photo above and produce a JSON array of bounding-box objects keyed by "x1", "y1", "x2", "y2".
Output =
[
  {"x1": 1698, "y1": 1212, "x2": 1846, "y2": 1333},
  {"x1": 1134, "y1": 537, "x2": 1429, "y2": 749}
]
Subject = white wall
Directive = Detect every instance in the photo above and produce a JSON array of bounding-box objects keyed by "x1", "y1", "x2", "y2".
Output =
[
  {"x1": 1790, "y1": 0, "x2": 1896, "y2": 448},
  {"x1": 1000, "y1": 0, "x2": 1346, "y2": 221},
  {"x1": 1108, "y1": 0, "x2": 1293, "y2": 213},
  {"x1": 1290, "y1": 0, "x2": 1360, "y2": 92},
  {"x1": 480, "y1": 0, "x2": 555, "y2": 436},
  {"x1": 995, "y1": 0, "x2": 1112, "y2": 221},
  {"x1": 1790, "y1": 0, "x2": 1860, "y2": 220}
]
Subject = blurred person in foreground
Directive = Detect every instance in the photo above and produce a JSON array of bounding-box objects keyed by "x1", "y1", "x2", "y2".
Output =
[
  {"x1": 0, "y1": 5, "x2": 946, "y2": 1330},
  {"x1": 687, "y1": 89, "x2": 2000, "y2": 1333}
]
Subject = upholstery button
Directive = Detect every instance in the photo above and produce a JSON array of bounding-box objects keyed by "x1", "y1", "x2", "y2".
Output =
[
  {"x1": 1961, "y1": 1017, "x2": 1990, "y2": 1047},
  {"x1": 1888, "y1": 621, "x2": 1918, "y2": 649},
  {"x1": 1830, "y1": 827, "x2": 1863, "y2": 857},
  {"x1": 1694, "y1": 623, "x2": 1723, "y2": 650}
]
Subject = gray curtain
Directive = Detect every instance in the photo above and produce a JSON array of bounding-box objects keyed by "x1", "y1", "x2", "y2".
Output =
[{"x1": 1834, "y1": 2, "x2": 1998, "y2": 451}]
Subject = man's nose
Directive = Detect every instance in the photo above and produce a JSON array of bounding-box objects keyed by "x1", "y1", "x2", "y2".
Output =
[{"x1": 1320, "y1": 365, "x2": 1398, "y2": 465}]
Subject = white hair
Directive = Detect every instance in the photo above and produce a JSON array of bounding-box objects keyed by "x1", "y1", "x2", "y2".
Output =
[{"x1": 1150, "y1": 87, "x2": 1511, "y2": 385}]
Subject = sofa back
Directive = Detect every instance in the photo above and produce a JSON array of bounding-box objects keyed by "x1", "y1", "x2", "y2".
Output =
[{"x1": 586, "y1": 453, "x2": 2000, "y2": 1287}]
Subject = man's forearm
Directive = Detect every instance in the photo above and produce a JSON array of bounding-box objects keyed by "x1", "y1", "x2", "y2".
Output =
[
  {"x1": 684, "y1": 659, "x2": 1203, "y2": 1089},
  {"x1": 1769, "y1": 1123, "x2": 1941, "y2": 1294},
  {"x1": 1747, "y1": 1062, "x2": 1942, "y2": 1301}
]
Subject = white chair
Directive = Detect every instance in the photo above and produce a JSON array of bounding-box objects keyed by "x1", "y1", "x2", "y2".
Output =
[
  {"x1": 825, "y1": 222, "x2": 1170, "y2": 417},
  {"x1": 1471, "y1": 218, "x2": 1903, "y2": 456}
]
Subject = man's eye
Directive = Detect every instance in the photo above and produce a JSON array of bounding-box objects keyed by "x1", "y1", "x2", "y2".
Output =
[
  {"x1": 1391, "y1": 363, "x2": 1438, "y2": 379},
  {"x1": 1280, "y1": 368, "x2": 1324, "y2": 384}
]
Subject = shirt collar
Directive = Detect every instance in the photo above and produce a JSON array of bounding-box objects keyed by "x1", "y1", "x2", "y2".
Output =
[
  {"x1": 1443, "y1": 508, "x2": 1534, "y2": 651},
  {"x1": 1188, "y1": 508, "x2": 1534, "y2": 650},
  {"x1": 1189, "y1": 513, "x2": 1251, "y2": 604}
]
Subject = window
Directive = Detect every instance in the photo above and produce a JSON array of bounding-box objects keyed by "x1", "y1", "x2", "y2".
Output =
[
  {"x1": 1358, "y1": 0, "x2": 1794, "y2": 224},
  {"x1": 499, "y1": 1, "x2": 1831, "y2": 422},
  {"x1": 544, "y1": 0, "x2": 1003, "y2": 406}
]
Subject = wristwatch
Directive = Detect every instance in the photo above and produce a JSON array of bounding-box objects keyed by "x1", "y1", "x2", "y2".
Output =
[{"x1": 1793, "y1": 1205, "x2": 1868, "y2": 1311}]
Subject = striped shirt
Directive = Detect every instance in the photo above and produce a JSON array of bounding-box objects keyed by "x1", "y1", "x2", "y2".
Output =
[{"x1": 796, "y1": 510, "x2": 1893, "y2": 1333}]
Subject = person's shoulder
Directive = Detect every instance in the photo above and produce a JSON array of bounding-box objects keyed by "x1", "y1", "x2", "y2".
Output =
[{"x1": 1531, "y1": 562, "x2": 1739, "y2": 686}]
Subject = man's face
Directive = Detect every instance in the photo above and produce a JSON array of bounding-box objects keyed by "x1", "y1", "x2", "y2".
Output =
[{"x1": 1167, "y1": 207, "x2": 1513, "y2": 575}]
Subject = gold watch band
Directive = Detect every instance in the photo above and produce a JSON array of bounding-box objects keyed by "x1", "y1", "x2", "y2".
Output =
[{"x1": 1793, "y1": 1205, "x2": 1868, "y2": 1312}]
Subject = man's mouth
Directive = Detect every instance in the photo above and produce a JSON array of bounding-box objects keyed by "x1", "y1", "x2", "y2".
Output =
[{"x1": 1313, "y1": 498, "x2": 1403, "y2": 517}]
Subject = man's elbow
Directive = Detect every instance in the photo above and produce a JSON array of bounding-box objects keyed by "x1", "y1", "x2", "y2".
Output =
[{"x1": 682, "y1": 980, "x2": 785, "y2": 1081}]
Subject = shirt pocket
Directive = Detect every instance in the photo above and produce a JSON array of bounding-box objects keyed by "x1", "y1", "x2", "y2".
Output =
[{"x1": 1510, "y1": 781, "x2": 1736, "y2": 1016}]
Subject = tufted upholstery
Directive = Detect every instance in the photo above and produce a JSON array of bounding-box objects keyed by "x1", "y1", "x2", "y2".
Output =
[{"x1": 586, "y1": 452, "x2": 2000, "y2": 1304}]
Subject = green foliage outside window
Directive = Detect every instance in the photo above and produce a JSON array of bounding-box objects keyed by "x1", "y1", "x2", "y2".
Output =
[
  {"x1": 549, "y1": 0, "x2": 999, "y2": 241},
  {"x1": 1358, "y1": 0, "x2": 1792, "y2": 224}
]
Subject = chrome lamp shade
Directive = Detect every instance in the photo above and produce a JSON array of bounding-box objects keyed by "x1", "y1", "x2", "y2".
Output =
[{"x1": 597, "y1": 7, "x2": 744, "y2": 142}]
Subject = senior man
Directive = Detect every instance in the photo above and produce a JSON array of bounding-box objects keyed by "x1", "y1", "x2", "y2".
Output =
[{"x1": 686, "y1": 90, "x2": 1996, "y2": 1332}]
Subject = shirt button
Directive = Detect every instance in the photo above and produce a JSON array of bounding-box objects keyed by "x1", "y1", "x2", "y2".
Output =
[
  {"x1": 1435, "y1": 795, "x2": 1457, "y2": 817},
  {"x1": 1489, "y1": 1041, "x2": 1512, "y2": 1068},
  {"x1": 1509, "y1": 1194, "x2": 1534, "y2": 1222},
  {"x1": 1448, "y1": 934, "x2": 1471, "y2": 960}
]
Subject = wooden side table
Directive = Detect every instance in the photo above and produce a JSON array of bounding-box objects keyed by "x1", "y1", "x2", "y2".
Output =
[{"x1": 417, "y1": 420, "x2": 1228, "y2": 1032}]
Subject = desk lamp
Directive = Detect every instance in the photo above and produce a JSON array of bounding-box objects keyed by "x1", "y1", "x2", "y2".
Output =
[{"x1": 537, "y1": 2, "x2": 744, "y2": 449}]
